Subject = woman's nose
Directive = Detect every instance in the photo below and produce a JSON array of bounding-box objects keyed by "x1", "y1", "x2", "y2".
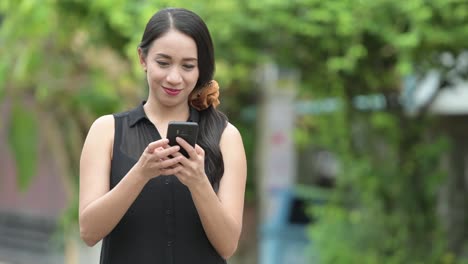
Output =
[{"x1": 166, "y1": 67, "x2": 182, "y2": 84}]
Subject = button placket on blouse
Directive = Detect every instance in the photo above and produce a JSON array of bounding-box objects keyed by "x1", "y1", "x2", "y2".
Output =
[{"x1": 164, "y1": 175, "x2": 176, "y2": 263}]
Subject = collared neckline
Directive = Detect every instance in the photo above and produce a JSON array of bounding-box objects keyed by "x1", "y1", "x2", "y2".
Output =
[{"x1": 128, "y1": 101, "x2": 199, "y2": 127}]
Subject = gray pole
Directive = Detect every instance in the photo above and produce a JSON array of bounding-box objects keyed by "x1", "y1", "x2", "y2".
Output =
[{"x1": 256, "y1": 62, "x2": 299, "y2": 264}]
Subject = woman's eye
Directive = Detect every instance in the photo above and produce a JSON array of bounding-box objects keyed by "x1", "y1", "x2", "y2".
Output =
[
  {"x1": 156, "y1": 61, "x2": 170, "y2": 67},
  {"x1": 183, "y1": 64, "x2": 195, "y2": 70}
]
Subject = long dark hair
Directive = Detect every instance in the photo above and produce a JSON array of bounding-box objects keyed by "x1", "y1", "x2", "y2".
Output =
[{"x1": 139, "y1": 8, "x2": 228, "y2": 188}]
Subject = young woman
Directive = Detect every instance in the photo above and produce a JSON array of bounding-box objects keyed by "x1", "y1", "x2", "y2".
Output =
[{"x1": 79, "y1": 8, "x2": 247, "y2": 264}]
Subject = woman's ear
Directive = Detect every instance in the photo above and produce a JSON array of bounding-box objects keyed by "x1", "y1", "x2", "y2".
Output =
[{"x1": 138, "y1": 47, "x2": 147, "y2": 72}]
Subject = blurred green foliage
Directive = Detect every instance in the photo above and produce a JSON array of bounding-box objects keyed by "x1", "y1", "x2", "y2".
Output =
[
  {"x1": 7, "y1": 103, "x2": 38, "y2": 191},
  {"x1": 245, "y1": 0, "x2": 467, "y2": 263},
  {"x1": 1, "y1": 0, "x2": 468, "y2": 263}
]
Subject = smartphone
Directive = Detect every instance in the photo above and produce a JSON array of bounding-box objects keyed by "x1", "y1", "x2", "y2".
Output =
[{"x1": 166, "y1": 121, "x2": 199, "y2": 158}]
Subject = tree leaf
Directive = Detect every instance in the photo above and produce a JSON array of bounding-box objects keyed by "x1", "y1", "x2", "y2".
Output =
[{"x1": 8, "y1": 103, "x2": 38, "y2": 192}]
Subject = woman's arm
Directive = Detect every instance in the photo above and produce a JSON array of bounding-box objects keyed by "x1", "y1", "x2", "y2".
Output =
[
  {"x1": 79, "y1": 115, "x2": 182, "y2": 246},
  {"x1": 176, "y1": 123, "x2": 247, "y2": 259}
]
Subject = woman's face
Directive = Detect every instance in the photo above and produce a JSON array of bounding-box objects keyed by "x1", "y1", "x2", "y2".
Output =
[{"x1": 139, "y1": 29, "x2": 199, "y2": 108}]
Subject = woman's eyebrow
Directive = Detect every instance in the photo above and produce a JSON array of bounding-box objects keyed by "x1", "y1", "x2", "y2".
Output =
[
  {"x1": 155, "y1": 53, "x2": 197, "y2": 61},
  {"x1": 155, "y1": 53, "x2": 171, "y2": 59}
]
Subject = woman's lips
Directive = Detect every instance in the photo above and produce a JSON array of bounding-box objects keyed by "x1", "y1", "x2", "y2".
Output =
[{"x1": 163, "y1": 87, "x2": 182, "y2": 96}]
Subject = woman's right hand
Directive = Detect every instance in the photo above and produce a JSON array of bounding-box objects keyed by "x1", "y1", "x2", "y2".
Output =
[{"x1": 133, "y1": 138, "x2": 183, "y2": 180}]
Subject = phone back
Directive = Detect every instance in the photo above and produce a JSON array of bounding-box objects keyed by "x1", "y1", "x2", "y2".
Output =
[{"x1": 167, "y1": 121, "x2": 199, "y2": 157}]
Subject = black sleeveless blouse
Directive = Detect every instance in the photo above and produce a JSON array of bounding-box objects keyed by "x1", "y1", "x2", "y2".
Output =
[{"x1": 100, "y1": 102, "x2": 226, "y2": 264}]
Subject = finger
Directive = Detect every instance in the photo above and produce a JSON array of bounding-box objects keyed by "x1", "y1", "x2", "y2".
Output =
[
  {"x1": 160, "y1": 164, "x2": 183, "y2": 176},
  {"x1": 153, "y1": 145, "x2": 180, "y2": 159},
  {"x1": 195, "y1": 144, "x2": 205, "y2": 156},
  {"x1": 158, "y1": 155, "x2": 183, "y2": 168},
  {"x1": 156, "y1": 156, "x2": 181, "y2": 175},
  {"x1": 171, "y1": 151, "x2": 185, "y2": 159},
  {"x1": 147, "y1": 139, "x2": 169, "y2": 153},
  {"x1": 176, "y1": 137, "x2": 197, "y2": 158}
]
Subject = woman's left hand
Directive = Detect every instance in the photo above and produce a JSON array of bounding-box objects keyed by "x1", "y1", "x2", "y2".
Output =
[{"x1": 173, "y1": 137, "x2": 208, "y2": 188}]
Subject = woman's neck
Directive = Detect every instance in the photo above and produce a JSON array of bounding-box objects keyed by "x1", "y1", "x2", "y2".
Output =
[{"x1": 143, "y1": 98, "x2": 190, "y2": 125}]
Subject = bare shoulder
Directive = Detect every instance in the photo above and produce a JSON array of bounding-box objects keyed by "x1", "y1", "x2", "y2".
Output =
[
  {"x1": 219, "y1": 122, "x2": 245, "y2": 156},
  {"x1": 220, "y1": 122, "x2": 243, "y2": 143},
  {"x1": 82, "y1": 114, "x2": 115, "y2": 158},
  {"x1": 89, "y1": 114, "x2": 114, "y2": 132},
  {"x1": 85, "y1": 115, "x2": 114, "y2": 141}
]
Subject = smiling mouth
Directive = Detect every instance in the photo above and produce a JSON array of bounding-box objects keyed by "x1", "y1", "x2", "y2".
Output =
[{"x1": 163, "y1": 87, "x2": 182, "y2": 96}]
